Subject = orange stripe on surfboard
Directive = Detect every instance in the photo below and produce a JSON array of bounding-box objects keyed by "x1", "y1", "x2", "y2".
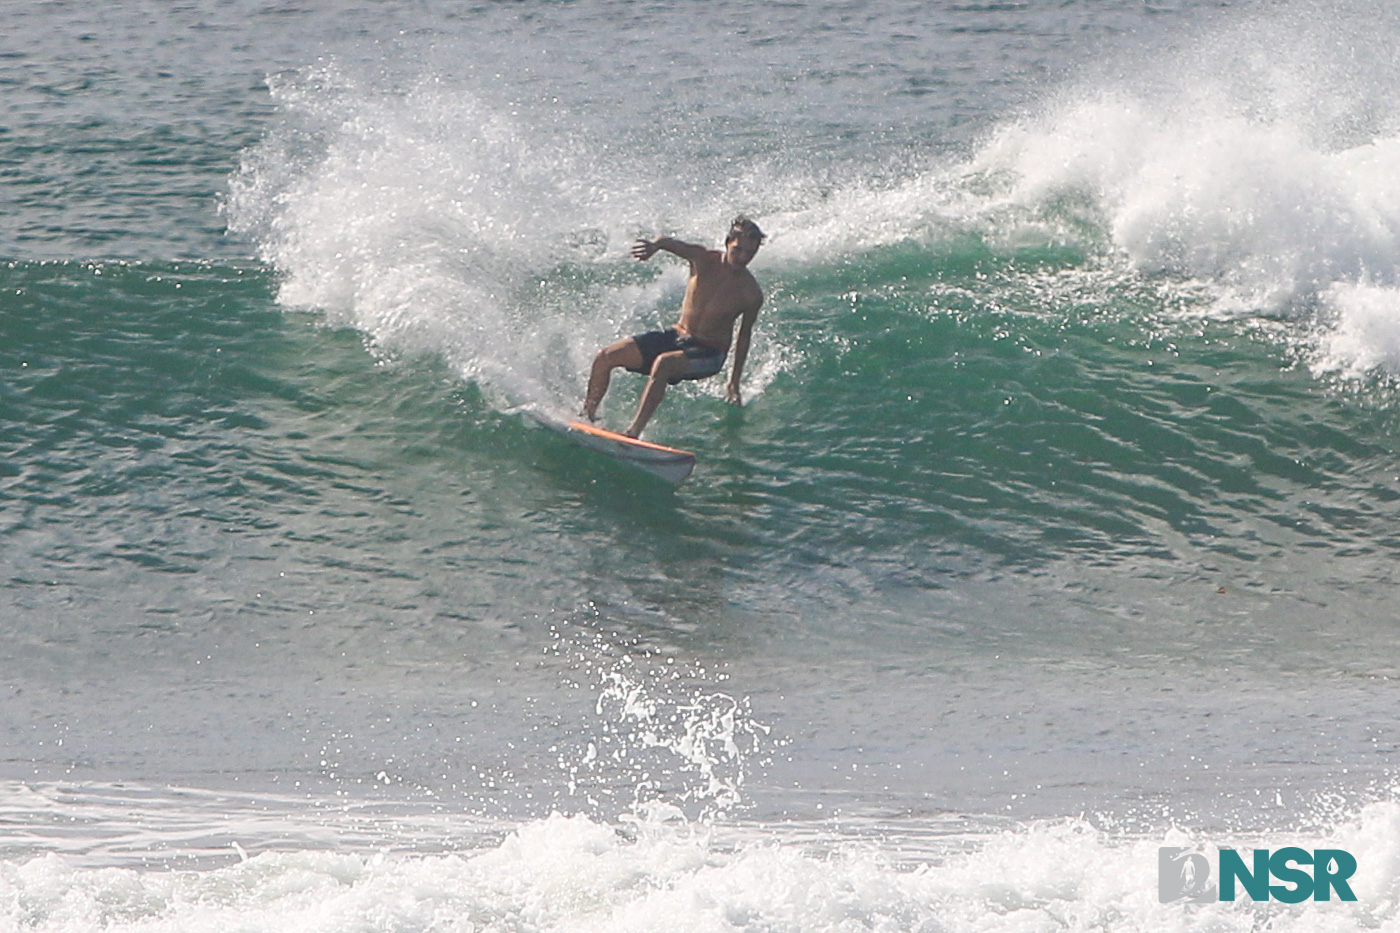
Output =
[{"x1": 564, "y1": 420, "x2": 694, "y2": 456}]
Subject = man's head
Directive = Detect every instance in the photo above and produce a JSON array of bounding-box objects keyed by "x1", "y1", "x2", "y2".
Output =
[
  {"x1": 727, "y1": 216, "x2": 766, "y2": 245},
  {"x1": 725, "y1": 215, "x2": 765, "y2": 265}
]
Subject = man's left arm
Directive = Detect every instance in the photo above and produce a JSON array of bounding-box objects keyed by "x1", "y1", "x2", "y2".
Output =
[{"x1": 726, "y1": 307, "x2": 759, "y2": 405}]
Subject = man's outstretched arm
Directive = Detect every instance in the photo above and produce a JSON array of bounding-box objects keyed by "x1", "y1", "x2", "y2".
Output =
[{"x1": 632, "y1": 237, "x2": 711, "y2": 264}]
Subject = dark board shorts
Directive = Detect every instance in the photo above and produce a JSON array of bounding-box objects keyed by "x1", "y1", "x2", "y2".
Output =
[{"x1": 626, "y1": 328, "x2": 727, "y2": 384}]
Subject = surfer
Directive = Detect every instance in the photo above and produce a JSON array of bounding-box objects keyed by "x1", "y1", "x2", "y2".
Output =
[{"x1": 582, "y1": 216, "x2": 766, "y2": 438}]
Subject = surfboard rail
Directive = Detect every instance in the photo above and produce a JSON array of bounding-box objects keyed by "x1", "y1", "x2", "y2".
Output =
[{"x1": 527, "y1": 411, "x2": 696, "y2": 484}]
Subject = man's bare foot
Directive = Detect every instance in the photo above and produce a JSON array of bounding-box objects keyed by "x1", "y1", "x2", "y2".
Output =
[
  {"x1": 581, "y1": 400, "x2": 599, "y2": 422},
  {"x1": 622, "y1": 424, "x2": 641, "y2": 439}
]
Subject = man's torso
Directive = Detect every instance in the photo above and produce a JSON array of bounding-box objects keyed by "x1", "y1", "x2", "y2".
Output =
[{"x1": 675, "y1": 250, "x2": 763, "y2": 349}]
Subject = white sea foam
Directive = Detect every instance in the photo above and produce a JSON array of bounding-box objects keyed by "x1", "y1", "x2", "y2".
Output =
[
  {"x1": 227, "y1": 65, "x2": 615, "y2": 409},
  {"x1": 4, "y1": 799, "x2": 1400, "y2": 932}
]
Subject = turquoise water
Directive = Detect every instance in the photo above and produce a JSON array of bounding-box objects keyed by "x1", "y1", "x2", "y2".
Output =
[{"x1": 6, "y1": 1, "x2": 1400, "y2": 930}]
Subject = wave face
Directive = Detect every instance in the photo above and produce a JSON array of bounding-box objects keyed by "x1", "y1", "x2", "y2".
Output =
[{"x1": 6, "y1": 1, "x2": 1400, "y2": 931}]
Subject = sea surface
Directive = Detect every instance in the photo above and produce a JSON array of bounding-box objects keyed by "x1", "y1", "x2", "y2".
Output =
[{"x1": 5, "y1": 1, "x2": 1400, "y2": 930}]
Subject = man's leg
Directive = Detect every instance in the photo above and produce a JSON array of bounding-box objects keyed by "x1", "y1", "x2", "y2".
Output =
[
  {"x1": 583, "y1": 337, "x2": 644, "y2": 421},
  {"x1": 624, "y1": 350, "x2": 688, "y2": 438}
]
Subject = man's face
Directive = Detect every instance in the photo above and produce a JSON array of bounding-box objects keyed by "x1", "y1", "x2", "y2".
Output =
[{"x1": 726, "y1": 233, "x2": 762, "y2": 266}]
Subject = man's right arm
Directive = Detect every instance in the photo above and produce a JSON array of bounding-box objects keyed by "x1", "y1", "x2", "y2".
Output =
[{"x1": 632, "y1": 237, "x2": 711, "y2": 264}]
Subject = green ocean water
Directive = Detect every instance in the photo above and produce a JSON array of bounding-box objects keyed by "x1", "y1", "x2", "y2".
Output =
[{"x1": 7, "y1": 245, "x2": 1399, "y2": 664}]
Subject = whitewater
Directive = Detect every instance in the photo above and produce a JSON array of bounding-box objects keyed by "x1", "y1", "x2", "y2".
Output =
[{"x1": 5, "y1": 0, "x2": 1400, "y2": 930}]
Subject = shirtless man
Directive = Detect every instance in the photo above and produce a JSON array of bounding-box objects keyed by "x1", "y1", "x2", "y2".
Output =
[{"x1": 583, "y1": 216, "x2": 766, "y2": 438}]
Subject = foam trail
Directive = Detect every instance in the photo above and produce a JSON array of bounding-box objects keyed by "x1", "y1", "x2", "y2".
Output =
[{"x1": 227, "y1": 65, "x2": 663, "y2": 412}]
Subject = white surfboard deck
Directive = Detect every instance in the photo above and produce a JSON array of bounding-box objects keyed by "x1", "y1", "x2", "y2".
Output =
[{"x1": 528, "y1": 411, "x2": 696, "y2": 484}]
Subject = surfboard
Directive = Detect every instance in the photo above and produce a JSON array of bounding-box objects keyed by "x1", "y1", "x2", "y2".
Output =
[{"x1": 528, "y1": 411, "x2": 696, "y2": 484}]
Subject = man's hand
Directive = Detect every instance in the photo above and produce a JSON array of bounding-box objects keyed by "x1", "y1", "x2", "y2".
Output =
[{"x1": 631, "y1": 239, "x2": 660, "y2": 261}]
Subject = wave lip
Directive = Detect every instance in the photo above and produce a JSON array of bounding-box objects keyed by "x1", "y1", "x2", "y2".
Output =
[{"x1": 970, "y1": 95, "x2": 1400, "y2": 316}]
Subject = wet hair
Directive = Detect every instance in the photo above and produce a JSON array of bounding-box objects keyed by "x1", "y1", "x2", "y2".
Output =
[{"x1": 727, "y1": 215, "x2": 766, "y2": 245}]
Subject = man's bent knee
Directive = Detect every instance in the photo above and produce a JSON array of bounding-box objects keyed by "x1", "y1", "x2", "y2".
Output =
[{"x1": 598, "y1": 339, "x2": 643, "y2": 371}]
